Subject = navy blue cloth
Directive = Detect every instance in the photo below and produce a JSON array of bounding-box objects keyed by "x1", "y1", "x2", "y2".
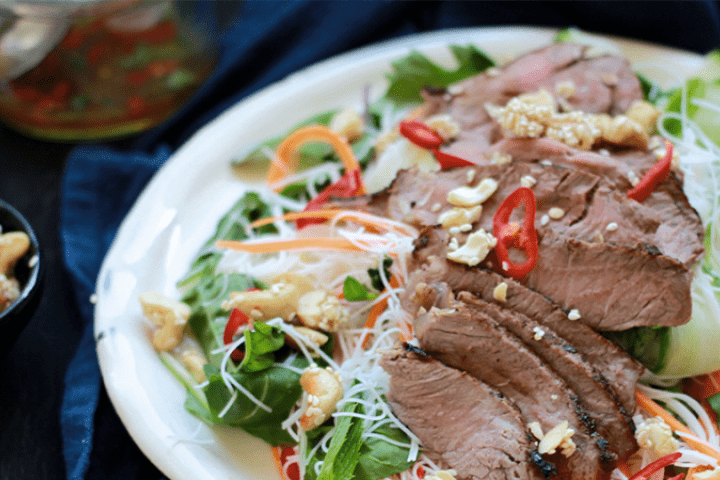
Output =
[{"x1": 59, "y1": 2, "x2": 720, "y2": 479}]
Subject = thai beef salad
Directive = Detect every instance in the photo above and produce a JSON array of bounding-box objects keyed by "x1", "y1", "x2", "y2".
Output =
[{"x1": 139, "y1": 31, "x2": 720, "y2": 480}]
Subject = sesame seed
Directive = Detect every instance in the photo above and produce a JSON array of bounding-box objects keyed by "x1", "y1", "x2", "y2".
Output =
[
  {"x1": 540, "y1": 159, "x2": 553, "y2": 167},
  {"x1": 467, "y1": 169, "x2": 476, "y2": 183},
  {"x1": 540, "y1": 214, "x2": 550, "y2": 226},
  {"x1": 606, "y1": 222, "x2": 618, "y2": 232},
  {"x1": 568, "y1": 309, "x2": 581, "y2": 321},
  {"x1": 447, "y1": 84, "x2": 465, "y2": 95},
  {"x1": 628, "y1": 171, "x2": 640, "y2": 187},
  {"x1": 548, "y1": 207, "x2": 565, "y2": 220},
  {"x1": 449, "y1": 226, "x2": 460, "y2": 235},
  {"x1": 520, "y1": 175, "x2": 537, "y2": 188},
  {"x1": 431, "y1": 203, "x2": 442, "y2": 213}
]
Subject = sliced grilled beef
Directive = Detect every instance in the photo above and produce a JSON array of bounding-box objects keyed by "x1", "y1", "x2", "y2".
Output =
[
  {"x1": 456, "y1": 292, "x2": 637, "y2": 462},
  {"x1": 525, "y1": 230, "x2": 693, "y2": 331},
  {"x1": 415, "y1": 303, "x2": 612, "y2": 480},
  {"x1": 422, "y1": 43, "x2": 642, "y2": 156},
  {"x1": 381, "y1": 347, "x2": 549, "y2": 480},
  {"x1": 338, "y1": 159, "x2": 703, "y2": 268},
  {"x1": 402, "y1": 255, "x2": 643, "y2": 414},
  {"x1": 412, "y1": 224, "x2": 693, "y2": 330}
]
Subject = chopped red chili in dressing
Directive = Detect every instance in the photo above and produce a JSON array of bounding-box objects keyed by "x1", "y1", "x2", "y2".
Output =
[
  {"x1": 492, "y1": 187, "x2": 539, "y2": 280},
  {"x1": 627, "y1": 139, "x2": 674, "y2": 202}
]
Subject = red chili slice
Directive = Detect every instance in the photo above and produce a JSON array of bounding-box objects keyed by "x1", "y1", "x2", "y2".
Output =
[
  {"x1": 296, "y1": 168, "x2": 364, "y2": 229},
  {"x1": 627, "y1": 139, "x2": 674, "y2": 202},
  {"x1": 492, "y1": 187, "x2": 539, "y2": 280},
  {"x1": 432, "y1": 149, "x2": 475, "y2": 169},
  {"x1": 223, "y1": 308, "x2": 249, "y2": 361},
  {"x1": 627, "y1": 452, "x2": 682, "y2": 480},
  {"x1": 399, "y1": 120, "x2": 443, "y2": 149}
]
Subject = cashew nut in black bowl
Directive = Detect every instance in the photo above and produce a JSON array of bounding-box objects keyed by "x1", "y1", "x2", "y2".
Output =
[{"x1": 0, "y1": 199, "x2": 42, "y2": 357}]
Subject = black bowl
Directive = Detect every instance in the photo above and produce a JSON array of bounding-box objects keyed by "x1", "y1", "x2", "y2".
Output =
[{"x1": 0, "y1": 199, "x2": 42, "y2": 356}]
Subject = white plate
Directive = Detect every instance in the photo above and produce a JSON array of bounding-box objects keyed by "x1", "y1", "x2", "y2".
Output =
[{"x1": 94, "y1": 27, "x2": 705, "y2": 480}]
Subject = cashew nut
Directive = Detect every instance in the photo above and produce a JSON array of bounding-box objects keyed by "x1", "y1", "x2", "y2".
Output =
[
  {"x1": 0, "y1": 274, "x2": 20, "y2": 311},
  {"x1": 0, "y1": 231, "x2": 30, "y2": 276},
  {"x1": 181, "y1": 349, "x2": 208, "y2": 383},
  {"x1": 625, "y1": 100, "x2": 661, "y2": 134},
  {"x1": 299, "y1": 365, "x2": 343, "y2": 431},
  {"x1": 297, "y1": 290, "x2": 349, "y2": 332},
  {"x1": 330, "y1": 108, "x2": 364, "y2": 142},
  {"x1": 285, "y1": 326, "x2": 329, "y2": 356},
  {"x1": 591, "y1": 113, "x2": 648, "y2": 149},
  {"x1": 138, "y1": 291, "x2": 191, "y2": 351},
  {"x1": 222, "y1": 274, "x2": 314, "y2": 322}
]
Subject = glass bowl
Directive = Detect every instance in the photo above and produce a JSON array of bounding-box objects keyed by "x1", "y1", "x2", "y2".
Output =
[{"x1": 0, "y1": 0, "x2": 227, "y2": 141}]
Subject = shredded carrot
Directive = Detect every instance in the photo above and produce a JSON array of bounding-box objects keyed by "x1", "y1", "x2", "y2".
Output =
[
  {"x1": 636, "y1": 390, "x2": 720, "y2": 462},
  {"x1": 617, "y1": 461, "x2": 631, "y2": 478},
  {"x1": 216, "y1": 237, "x2": 398, "y2": 256},
  {"x1": 685, "y1": 370, "x2": 720, "y2": 400},
  {"x1": 271, "y1": 446, "x2": 284, "y2": 479},
  {"x1": 687, "y1": 465, "x2": 716, "y2": 480},
  {"x1": 267, "y1": 125, "x2": 364, "y2": 194},
  {"x1": 249, "y1": 209, "x2": 414, "y2": 236},
  {"x1": 362, "y1": 276, "x2": 401, "y2": 348}
]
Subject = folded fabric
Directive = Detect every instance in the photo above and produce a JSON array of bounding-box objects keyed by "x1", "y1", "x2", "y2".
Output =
[{"x1": 58, "y1": 1, "x2": 720, "y2": 480}]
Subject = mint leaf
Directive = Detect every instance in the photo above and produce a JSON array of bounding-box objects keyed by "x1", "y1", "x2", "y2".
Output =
[
  {"x1": 343, "y1": 276, "x2": 378, "y2": 301},
  {"x1": 383, "y1": 45, "x2": 494, "y2": 106},
  {"x1": 241, "y1": 322, "x2": 286, "y2": 372},
  {"x1": 317, "y1": 400, "x2": 365, "y2": 480},
  {"x1": 368, "y1": 257, "x2": 393, "y2": 292}
]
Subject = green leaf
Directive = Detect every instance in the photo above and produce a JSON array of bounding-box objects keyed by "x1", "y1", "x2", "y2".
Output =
[
  {"x1": 665, "y1": 78, "x2": 720, "y2": 147},
  {"x1": 383, "y1": 45, "x2": 494, "y2": 107},
  {"x1": 201, "y1": 359, "x2": 308, "y2": 446},
  {"x1": 603, "y1": 326, "x2": 670, "y2": 373},
  {"x1": 707, "y1": 393, "x2": 720, "y2": 426},
  {"x1": 317, "y1": 400, "x2": 365, "y2": 480},
  {"x1": 185, "y1": 387, "x2": 214, "y2": 423},
  {"x1": 343, "y1": 276, "x2": 378, "y2": 302},
  {"x1": 231, "y1": 111, "x2": 337, "y2": 170},
  {"x1": 178, "y1": 192, "x2": 276, "y2": 287},
  {"x1": 241, "y1": 322, "x2": 286, "y2": 372},
  {"x1": 183, "y1": 272, "x2": 256, "y2": 367},
  {"x1": 368, "y1": 257, "x2": 393, "y2": 292},
  {"x1": 355, "y1": 423, "x2": 415, "y2": 480}
]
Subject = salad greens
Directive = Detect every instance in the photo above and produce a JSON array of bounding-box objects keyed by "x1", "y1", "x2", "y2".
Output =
[
  {"x1": 380, "y1": 45, "x2": 494, "y2": 107},
  {"x1": 343, "y1": 276, "x2": 378, "y2": 302}
]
